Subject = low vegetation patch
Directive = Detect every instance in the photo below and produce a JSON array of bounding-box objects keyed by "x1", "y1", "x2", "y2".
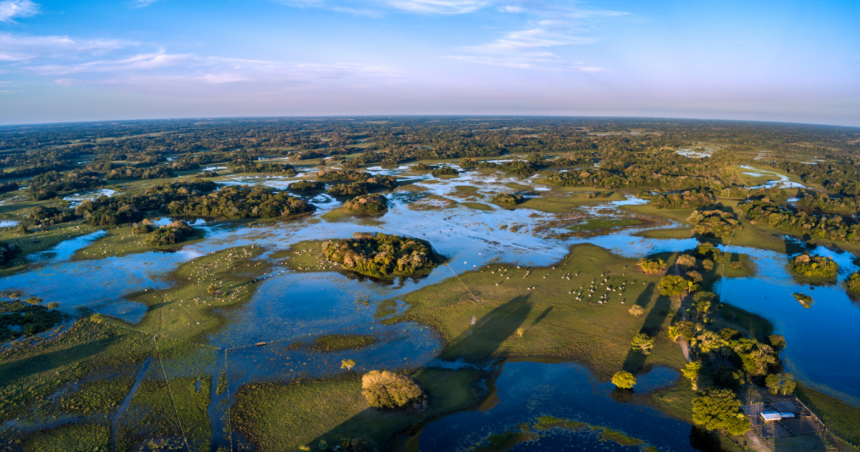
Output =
[{"x1": 312, "y1": 334, "x2": 379, "y2": 351}]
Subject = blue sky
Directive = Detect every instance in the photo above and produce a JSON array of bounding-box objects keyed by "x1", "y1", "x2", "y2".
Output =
[{"x1": 0, "y1": 0, "x2": 858, "y2": 126}]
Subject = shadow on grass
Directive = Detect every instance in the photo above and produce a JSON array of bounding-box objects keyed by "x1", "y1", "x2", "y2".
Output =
[
  {"x1": 622, "y1": 283, "x2": 671, "y2": 374},
  {"x1": 443, "y1": 295, "x2": 533, "y2": 363}
]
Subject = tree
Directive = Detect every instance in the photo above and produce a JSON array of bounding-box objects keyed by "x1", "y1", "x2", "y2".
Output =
[
  {"x1": 631, "y1": 333, "x2": 654, "y2": 355},
  {"x1": 765, "y1": 373, "x2": 796, "y2": 395},
  {"x1": 25, "y1": 297, "x2": 42, "y2": 305},
  {"x1": 611, "y1": 371, "x2": 636, "y2": 389},
  {"x1": 682, "y1": 362, "x2": 702, "y2": 391},
  {"x1": 658, "y1": 275, "x2": 688, "y2": 297},
  {"x1": 47, "y1": 302, "x2": 59, "y2": 310},
  {"x1": 676, "y1": 254, "x2": 697, "y2": 269},
  {"x1": 768, "y1": 334, "x2": 786, "y2": 352},
  {"x1": 692, "y1": 388, "x2": 750, "y2": 436},
  {"x1": 341, "y1": 359, "x2": 356, "y2": 370},
  {"x1": 693, "y1": 291, "x2": 716, "y2": 320},
  {"x1": 361, "y1": 370, "x2": 426, "y2": 409},
  {"x1": 637, "y1": 258, "x2": 666, "y2": 273}
]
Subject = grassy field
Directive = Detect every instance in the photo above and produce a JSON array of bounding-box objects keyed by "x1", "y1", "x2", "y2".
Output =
[
  {"x1": 232, "y1": 368, "x2": 480, "y2": 451},
  {"x1": 392, "y1": 243, "x2": 687, "y2": 378}
]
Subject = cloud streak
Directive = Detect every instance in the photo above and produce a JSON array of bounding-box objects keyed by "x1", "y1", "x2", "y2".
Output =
[
  {"x1": 450, "y1": 1, "x2": 625, "y2": 69},
  {"x1": 0, "y1": 0, "x2": 38, "y2": 22}
]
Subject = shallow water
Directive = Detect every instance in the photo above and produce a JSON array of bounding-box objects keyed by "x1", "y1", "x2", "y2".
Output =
[{"x1": 417, "y1": 360, "x2": 695, "y2": 452}]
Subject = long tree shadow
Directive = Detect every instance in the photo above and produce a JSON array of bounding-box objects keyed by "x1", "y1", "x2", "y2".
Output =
[
  {"x1": 441, "y1": 295, "x2": 533, "y2": 363},
  {"x1": 292, "y1": 296, "x2": 535, "y2": 452},
  {"x1": 622, "y1": 283, "x2": 671, "y2": 374}
]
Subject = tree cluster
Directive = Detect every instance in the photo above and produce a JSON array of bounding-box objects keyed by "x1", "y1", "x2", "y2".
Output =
[{"x1": 322, "y1": 232, "x2": 441, "y2": 278}]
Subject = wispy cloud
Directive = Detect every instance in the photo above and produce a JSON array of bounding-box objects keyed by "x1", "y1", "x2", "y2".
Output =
[
  {"x1": 385, "y1": 0, "x2": 486, "y2": 14},
  {"x1": 132, "y1": 0, "x2": 160, "y2": 7},
  {"x1": 0, "y1": 31, "x2": 397, "y2": 92},
  {"x1": 0, "y1": 33, "x2": 129, "y2": 61},
  {"x1": 0, "y1": 0, "x2": 39, "y2": 22},
  {"x1": 451, "y1": 1, "x2": 625, "y2": 69}
]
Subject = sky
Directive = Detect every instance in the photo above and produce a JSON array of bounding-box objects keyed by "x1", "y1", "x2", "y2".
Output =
[{"x1": 0, "y1": 0, "x2": 858, "y2": 126}]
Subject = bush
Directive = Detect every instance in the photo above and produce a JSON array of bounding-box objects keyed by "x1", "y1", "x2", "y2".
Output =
[
  {"x1": 0, "y1": 242, "x2": 21, "y2": 267},
  {"x1": 847, "y1": 272, "x2": 860, "y2": 293},
  {"x1": 361, "y1": 370, "x2": 426, "y2": 409},
  {"x1": 430, "y1": 166, "x2": 459, "y2": 177},
  {"x1": 492, "y1": 193, "x2": 523, "y2": 206},
  {"x1": 611, "y1": 371, "x2": 636, "y2": 389},
  {"x1": 145, "y1": 221, "x2": 195, "y2": 246},
  {"x1": 789, "y1": 253, "x2": 838, "y2": 278},
  {"x1": 288, "y1": 181, "x2": 325, "y2": 192},
  {"x1": 343, "y1": 194, "x2": 388, "y2": 214},
  {"x1": 637, "y1": 258, "x2": 666, "y2": 273}
]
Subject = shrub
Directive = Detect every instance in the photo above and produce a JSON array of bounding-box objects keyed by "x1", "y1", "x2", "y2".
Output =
[
  {"x1": 492, "y1": 193, "x2": 524, "y2": 206},
  {"x1": 846, "y1": 272, "x2": 860, "y2": 293},
  {"x1": 637, "y1": 258, "x2": 666, "y2": 273},
  {"x1": 145, "y1": 221, "x2": 195, "y2": 246},
  {"x1": 343, "y1": 194, "x2": 388, "y2": 214},
  {"x1": 430, "y1": 166, "x2": 459, "y2": 177},
  {"x1": 611, "y1": 371, "x2": 636, "y2": 389},
  {"x1": 288, "y1": 181, "x2": 325, "y2": 192},
  {"x1": 0, "y1": 242, "x2": 21, "y2": 266},
  {"x1": 361, "y1": 370, "x2": 426, "y2": 409}
]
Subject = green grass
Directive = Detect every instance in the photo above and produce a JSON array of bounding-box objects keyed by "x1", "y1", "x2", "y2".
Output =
[
  {"x1": 231, "y1": 368, "x2": 480, "y2": 451},
  {"x1": 633, "y1": 228, "x2": 692, "y2": 239},
  {"x1": 71, "y1": 223, "x2": 207, "y2": 261},
  {"x1": 22, "y1": 422, "x2": 110, "y2": 452},
  {"x1": 796, "y1": 384, "x2": 860, "y2": 448},
  {"x1": 391, "y1": 243, "x2": 687, "y2": 378},
  {"x1": 460, "y1": 202, "x2": 495, "y2": 211},
  {"x1": 320, "y1": 207, "x2": 386, "y2": 225}
]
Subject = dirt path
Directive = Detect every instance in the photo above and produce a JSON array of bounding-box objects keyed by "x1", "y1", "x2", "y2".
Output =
[{"x1": 678, "y1": 338, "x2": 691, "y2": 362}]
